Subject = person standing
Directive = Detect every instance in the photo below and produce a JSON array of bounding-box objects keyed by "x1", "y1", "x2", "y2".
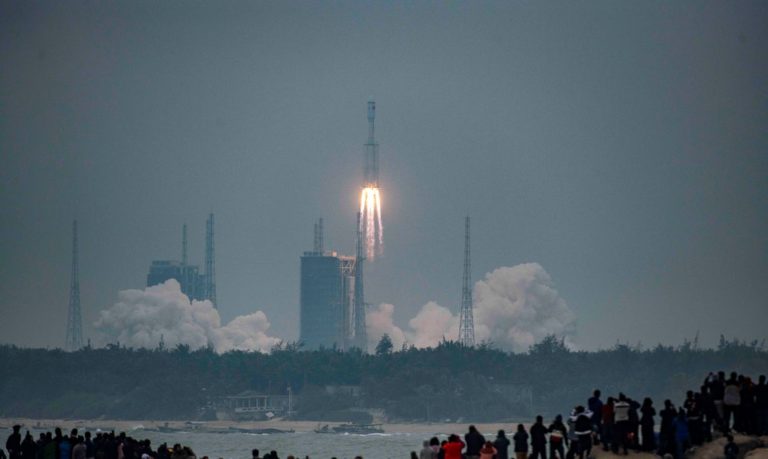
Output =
[
  {"x1": 530, "y1": 416, "x2": 548, "y2": 459},
  {"x1": 464, "y1": 426, "x2": 485, "y2": 459},
  {"x1": 640, "y1": 398, "x2": 656, "y2": 452},
  {"x1": 588, "y1": 390, "x2": 604, "y2": 445},
  {"x1": 613, "y1": 394, "x2": 631, "y2": 455},
  {"x1": 442, "y1": 434, "x2": 465, "y2": 459},
  {"x1": 601, "y1": 398, "x2": 615, "y2": 452},
  {"x1": 658, "y1": 400, "x2": 677, "y2": 458},
  {"x1": 723, "y1": 372, "x2": 741, "y2": 432},
  {"x1": 493, "y1": 430, "x2": 511, "y2": 459},
  {"x1": 548, "y1": 415, "x2": 568, "y2": 459},
  {"x1": 6, "y1": 426, "x2": 22, "y2": 459},
  {"x1": 72, "y1": 438, "x2": 86, "y2": 459},
  {"x1": 572, "y1": 406, "x2": 593, "y2": 459},
  {"x1": 756, "y1": 375, "x2": 768, "y2": 435},
  {"x1": 20, "y1": 432, "x2": 36, "y2": 459},
  {"x1": 513, "y1": 424, "x2": 529, "y2": 459},
  {"x1": 419, "y1": 440, "x2": 436, "y2": 459}
]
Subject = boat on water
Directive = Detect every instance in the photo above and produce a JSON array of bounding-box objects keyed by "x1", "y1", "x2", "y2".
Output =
[
  {"x1": 314, "y1": 423, "x2": 384, "y2": 434},
  {"x1": 227, "y1": 426, "x2": 295, "y2": 434}
]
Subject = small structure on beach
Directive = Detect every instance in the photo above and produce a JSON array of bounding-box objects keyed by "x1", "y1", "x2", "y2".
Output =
[{"x1": 214, "y1": 391, "x2": 291, "y2": 421}]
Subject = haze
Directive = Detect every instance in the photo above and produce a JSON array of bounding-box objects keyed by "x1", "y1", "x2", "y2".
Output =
[{"x1": 1, "y1": 1, "x2": 766, "y2": 350}]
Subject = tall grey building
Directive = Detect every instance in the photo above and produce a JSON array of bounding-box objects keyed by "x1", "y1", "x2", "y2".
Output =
[
  {"x1": 300, "y1": 219, "x2": 362, "y2": 350},
  {"x1": 146, "y1": 219, "x2": 215, "y2": 305},
  {"x1": 147, "y1": 260, "x2": 205, "y2": 300}
]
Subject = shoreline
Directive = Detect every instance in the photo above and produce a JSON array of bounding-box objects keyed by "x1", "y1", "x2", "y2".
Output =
[{"x1": 0, "y1": 417, "x2": 524, "y2": 436}]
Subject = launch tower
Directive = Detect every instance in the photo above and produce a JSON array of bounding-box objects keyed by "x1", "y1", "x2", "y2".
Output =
[
  {"x1": 205, "y1": 213, "x2": 217, "y2": 308},
  {"x1": 65, "y1": 220, "x2": 84, "y2": 351},
  {"x1": 458, "y1": 216, "x2": 475, "y2": 347}
]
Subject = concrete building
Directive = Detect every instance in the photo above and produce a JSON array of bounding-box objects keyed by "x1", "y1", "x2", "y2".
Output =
[
  {"x1": 147, "y1": 260, "x2": 205, "y2": 300},
  {"x1": 300, "y1": 250, "x2": 356, "y2": 349}
]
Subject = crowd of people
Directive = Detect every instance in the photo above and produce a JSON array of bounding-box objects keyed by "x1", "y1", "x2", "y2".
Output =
[
  {"x1": 3, "y1": 371, "x2": 766, "y2": 459},
  {"x1": 413, "y1": 371, "x2": 768, "y2": 459},
  {"x1": 2, "y1": 428, "x2": 208, "y2": 459}
]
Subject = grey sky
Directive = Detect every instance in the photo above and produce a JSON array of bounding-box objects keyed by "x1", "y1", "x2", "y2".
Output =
[{"x1": 1, "y1": 1, "x2": 766, "y2": 350}]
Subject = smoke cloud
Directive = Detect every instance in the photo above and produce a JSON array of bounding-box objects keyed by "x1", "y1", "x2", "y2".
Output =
[
  {"x1": 94, "y1": 280, "x2": 281, "y2": 353},
  {"x1": 367, "y1": 263, "x2": 575, "y2": 352}
]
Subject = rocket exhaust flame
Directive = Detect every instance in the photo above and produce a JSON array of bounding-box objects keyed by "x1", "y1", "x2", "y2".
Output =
[{"x1": 360, "y1": 187, "x2": 383, "y2": 259}]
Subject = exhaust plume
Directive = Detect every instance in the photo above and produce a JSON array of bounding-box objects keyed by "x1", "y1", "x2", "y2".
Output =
[
  {"x1": 367, "y1": 263, "x2": 575, "y2": 352},
  {"x1": 94, "y1": 279, "x2": 280, "y2": 353}
]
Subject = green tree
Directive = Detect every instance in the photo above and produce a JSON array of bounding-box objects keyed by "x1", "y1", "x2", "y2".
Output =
[{"x1": 375, "y1": 334, "x2": 393, "y2": 355}]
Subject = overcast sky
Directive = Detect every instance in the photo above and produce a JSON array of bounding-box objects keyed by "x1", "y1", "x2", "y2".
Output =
[{"x1": 1, "y1": 0, "x2": 766, "y2": 350}]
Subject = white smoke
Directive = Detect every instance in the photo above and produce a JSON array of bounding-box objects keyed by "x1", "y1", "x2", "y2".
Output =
[
  {"x1": 366, "y1": 263, "x2": 575, "y2": 352},
  {"x1": 94, "y1": 279, "x2": 281, "y2": 353},
  {"x1": 473, "y1": 263, "x2": 576, "y2": 352},
  {"x1": 366, "y1": 303, "x2": 407, "y2": 350}
]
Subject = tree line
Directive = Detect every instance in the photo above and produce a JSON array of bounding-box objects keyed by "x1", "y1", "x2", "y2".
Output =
[{"x1": 0, "y1": 336, "x2": 766, "y2": 422}]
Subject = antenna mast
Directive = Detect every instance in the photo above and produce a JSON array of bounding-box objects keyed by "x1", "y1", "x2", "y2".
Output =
[
  {"x1": 458, "y1": 216, "x2": 475, "y2": 347},
  {"x1": 182, "y1": 223, "x2": 188, "y2": 265},
  {"x1": 205, "y1": 213, "x2": 217, "y2": 308},
  {"x1": 65, "y1": 220, "x2": 84, "y2": 351}
]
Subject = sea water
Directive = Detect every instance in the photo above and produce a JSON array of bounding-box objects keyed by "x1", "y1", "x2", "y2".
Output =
[{"x1": 26, "y1": 429, "x2": 449, "y2": 459}]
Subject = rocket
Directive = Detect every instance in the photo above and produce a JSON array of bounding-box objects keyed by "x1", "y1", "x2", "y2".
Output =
[{"x1": 364, "y1": 99, "x2": 379, "y2": 188}]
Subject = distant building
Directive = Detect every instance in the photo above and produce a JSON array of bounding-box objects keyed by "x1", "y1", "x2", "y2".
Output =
[
  {"x1": 300, "y1": 250, "x2": 357, "y2": 349},
  {"x1": 214, "y1": 391, "x2": 291, "y2": 421},
  {"x1": 147, "y1": 260, "x2": 205, "y2": 301}
]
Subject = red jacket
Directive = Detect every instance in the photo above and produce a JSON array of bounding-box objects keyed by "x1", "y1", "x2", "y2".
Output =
[{"x1": 443, "y1": 440, "x2": 465, "y2": 459}]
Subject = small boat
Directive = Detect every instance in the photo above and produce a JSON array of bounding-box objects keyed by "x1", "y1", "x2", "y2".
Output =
[
  {"x1": 228, "y1": 426, "x2": 295, "y2": 434},
  {"x1": 314, "y1": 423, "x2": 384, "y2": 434}
]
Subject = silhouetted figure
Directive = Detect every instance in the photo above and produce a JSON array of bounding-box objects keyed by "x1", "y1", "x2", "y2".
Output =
[
  {"x1": 437, "y1": 440, "x2": 448, "y2": 459},
  {"x1": 493, "y1": 430, "x2": 510, "y2": 459},
  {"x1": 601, "y1": 397, "x2": 615, "y2": 452},
  {"x1": 72, "y1": 437, "x2": 86, "y2": 459},
  {"x1": 513, "y1": 424, "x2": 529, "y2": 459},
  {"x1": 587, "y1": 390, "x2": 603, "y2": 445},
  {"x1": 571, "y1": 406, "x2": 592, "y2": 459},
  {"x1": 698, "y1": 385, "x2": 715, "y2": 442},
  {"x1": 21, "y1": 432, "x2": 36, "y2": 459},
  {"x1": 658, "y1": 399, "x2": 677, "y2": 457},
  {"x1": 57, "y1": 432, "x2": 70, "y2": 459},
  {"x1": 684, "y1": 390, "x2": 703, "y2": 445},
  {"x1": 613, "y1": 394, "x2": 630, "y2": 455},
  {"x1": 464, "y1": 426, "x2": 485, "y2": 459},
  {"x1": 757, "y1": 375, "x2": 768, "y2": 435},
  {"x1": 723, "y1": 372, "x2": 740, "y2": 432},
  {"x1": 547, "y1": 415, "x2": 567, "y2": 459},
  {"x1": 251, "y1": 449, "x2": 260, "y2": 459},
  {"x1": 530, "y1": 416, "x2": 548, "y2": 459},
  {"x1": 740, "y1": 376, "x2": 756, "y2": 434},
  {"x1": 41, "y1": 433, "x2": 55, "y2": 459},
  {"x1": 83, "y1": 433, "x2": 93, "y2": 459},
  {"x1": 674, "y1": 408, "x2": 690, "y2": 459},
  {"x1": 6, "y1": 425, "x2": 22, "y2": 459},
  {"x1": 640, "y1": 398, "x2": 656, "y2": 452}
]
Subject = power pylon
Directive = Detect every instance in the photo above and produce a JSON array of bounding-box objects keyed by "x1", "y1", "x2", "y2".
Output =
[{"x1": 65, "y1": 220, "x2": 84, "y2": 351}]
